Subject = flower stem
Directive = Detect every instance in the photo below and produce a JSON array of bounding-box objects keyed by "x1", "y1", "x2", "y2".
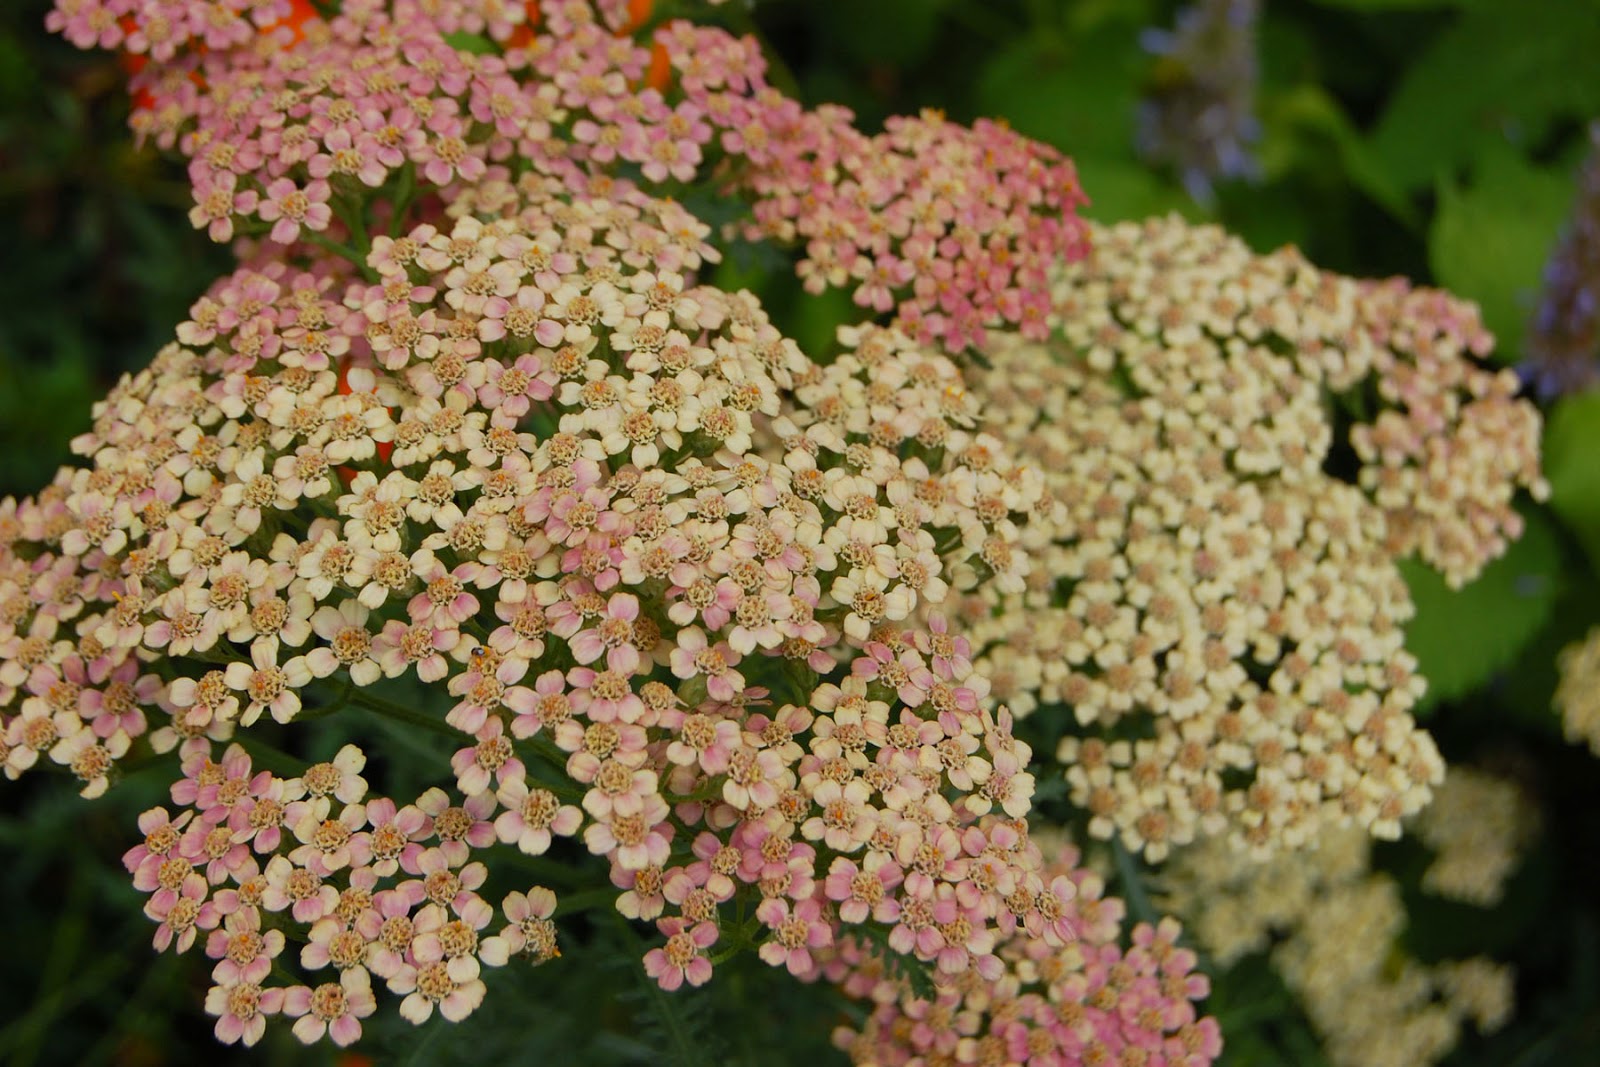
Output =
[
  {"x1": 345, "y1": 687, "x2": 461, "y2": 739},
  {"x1": 233, "y1": 732, "x2": 306, "y2": 778},
  {"x1": 388, "y1": 163, "x2": 418, "y2": 238},
  {"x1": 1111, "y1": 836, "x2": 1160, "y2": 928},
  {"x1": 303, "y1": 229, "x2": 375, "y2": 280}
]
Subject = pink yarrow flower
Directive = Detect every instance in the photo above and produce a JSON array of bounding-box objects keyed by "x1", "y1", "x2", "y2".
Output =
[
  {"x1": 643, "y1": 918, "x2": 718, "y2": 990},
  {"x1": 257, "y1": 179, "x2": 334, "y2": 245},
  {"x1": 283, "y1": 969, "x2": 376, "y2": 1047},
  {"x1": 755, "y1": 897, "x2": 832, "y2": 976}
]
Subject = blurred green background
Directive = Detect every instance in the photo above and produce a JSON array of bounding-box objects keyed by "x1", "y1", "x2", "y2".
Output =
[{"x1": 3, "y1": 0, "x2": 1600, "y2": 1063}]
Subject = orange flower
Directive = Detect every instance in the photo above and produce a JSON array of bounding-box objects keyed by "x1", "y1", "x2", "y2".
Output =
[
  {"x1": 619, "y1": 0, "x2": 655, "y2": 35},
  {"x1": 610, "y1": 1, "x2": 672, "y2": 94},
  {"x1": 119, "y1": 0, "x2": 320, "y2": 111},
  {"x1": 336, "y1": 357, "x2": 395, "y2": 481},
  {"x1": 642, "y1": 41, "x2": 671, "y2": 93},
  {"x1": 508, "y1": 1, "x2": 545, "y2": 48},
  {"x1": 262, "y1": 0, "x2": 323, "y2": 47}
]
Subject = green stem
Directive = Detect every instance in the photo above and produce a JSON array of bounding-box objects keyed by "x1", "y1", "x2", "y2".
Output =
[
  {"x1": 1111, "y1": 836, "x2": 1161, "y2": 929},
  {"x1": 233, "y1": 732, "x2": 306, "y2": 777},
  {"x1": 388, "y1": 162, "x2": 418, "y2": 238},
  {"x1": 558, "y1": 887, "x2": 624, "y2": 915},
  {"x1": 519, "y1": 729, "x2": 564, "y2": 764},
  {"x1": 293, "y1": 678, "x2": 355, "y2": 722},
  {"x1": 491, "y1": 847, "x2": 587, "y2": 887},
  {"x1": 516, "y1": 748, "x2": 585, "y2": 804},
  {"x1": 664, "y1": 777, "x2": 725, "y2": 806},
  {"x1": 303, "y1": 229, "x2": 373, "y2": 278},
  {"x1": 517, "y1": 732, "x2": 577, "y2": 791},
  {"x1": 332, "y1": 192, "x2": 373, "y2": 260},
  {"x1": 708, "y1": 916, "x2": 763, "y2": 965},
  {"x1": 346, "y1": 687, "x2": 462, "y2": 739}
]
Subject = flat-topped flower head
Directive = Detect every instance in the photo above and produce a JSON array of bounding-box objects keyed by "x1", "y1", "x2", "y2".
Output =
[
  {"x1": 828, "y1": 835, "x2": 1218, "y2": 1066},
  {"x1": 1162, "y1": 826, "x2": 1512, "y2": 1067},
  {"x1": 0, "y1": 159, "x2": 1070, "y2": 1043},
  {"x1": 951, "y1": 215, "x2": 1548, "y2": 859},
  {"x1": 1555, "y1": 626, "x2": 1600, "y2": 758}
]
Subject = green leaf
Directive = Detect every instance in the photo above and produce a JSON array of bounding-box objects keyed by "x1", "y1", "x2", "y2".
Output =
[
  {"x1": 1306, "y1": 0, "x2": 1481, "y2": 9},
  {"x1": 1543, "y1": 391, "x2": 1600, "y2": 575},
  {"x1": 1400, "y1": 506, "x2": 1563, "y2": 708},
  {"x1": 607, "y1": 915, "x2": 722, "y2": 1067},
  {"x1": 443, "y1": 30, "x2": 498, "y2": 55},
  {"x1": 813, "y1": 0, "x2": 953, "y2": 68},
  {"x1": 1264, "y1": 84, "x2": 1417, "y2": 228},
  {"x1": 846, "y1": 926, "x2": 940, "y2": 1003},
  {"x1": 1072, "y1": 156, "x2": 1199, "y2": 224},
  {"x1": 1428, "y1": 146, "x2": 1572, "y2": 360},
  {"x1": 1218, "y1": 178, "x2": 1313, "y2": 255},
  {"x1": 1370, "y1": 0, "x2": 1600, "y2": 190},
  {"x1": 974, "y1": 21, "x2": 1147, "y2": 161},
  {"x1": 1495, "y1": 548, "x2": 1600, "y2": 739},
  {"x1": 792, "y1": 286, "x2": 861, "y2": 359}
]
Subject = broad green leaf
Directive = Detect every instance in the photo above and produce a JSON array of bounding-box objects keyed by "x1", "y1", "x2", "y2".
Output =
[
  {"x1": 1264, "y1": 85, "x2": 1417, "y2": 227},
  {"x1": 1371, "y1": 0, "x2": 1600, "y2": 190},
  {"x1": 1428, "y1": 147, "x2": 1572, "y2": 360},
  {"x1": 975, "y1": 23, "x2": 1147, "y2": 161},
  {"x1": 1062, "y1": 0, "x2": 1160, "y2": 36},
  {"x1": 1072, "y1": 156, "x2": 1198, "y2": 224},
  {"x1": 1543, "y1": 390, "x2": 1600, "y2": 575},
  {"x1": 791, "y1": 285, "x2": 860, "y2": 358},
  {"x1": 814, "y1": 0, "x2": 954, "y2": 68},
  {"x1": 1219, "y1": 179, "x2": 1312, "y2": 255},
  {"x1": 1497, "y1": 552, "x2": 1600, "y2": 735},
  {"x1": 1400, "y1": 506, "x2": 1562, "y2": 709}
]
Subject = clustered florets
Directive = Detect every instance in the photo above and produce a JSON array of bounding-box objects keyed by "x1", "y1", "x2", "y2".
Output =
[
  {"x1": 12, "y1": 0, "x2": 1555, "y2": 1059},
  {"x1": 960, "y1": 217, "x2": 1545, "y2": 859},
  {"x1": 1159, "y1": 798, "x2": 1525, "y2": 1067},
  {"x1": 95, "y1": 0, "x2": 1087, "y2": 356},
  {"x1": 18, "y1": 0, "x2": 1114, "y2": 1052},
  {"x1": 1555, "y1": 624, "x2": 1600, "y2": 756},
  {"x1": 0, "y1": 177, "x2": 1085, "y2": 1043},
  {"x1": 1411, "y1": 766, "x2": 1536, "y2": 907},
  {"x1": 829, "y1": 836, "x2": 1220, "y2": 1067}
]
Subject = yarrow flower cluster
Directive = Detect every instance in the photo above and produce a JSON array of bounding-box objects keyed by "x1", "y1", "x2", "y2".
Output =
[
  {"x1": 1555, "y1": 624, "x2": 1600, "y2": 756},
  {"x1": 960, "y1": 217, "x2": 1545, "y2": 858},
  {"x1": 16, "y1": 0, "x2": 1137, "y2": 1049},
  {"x1": 712, "y1": 94, "x2": 1091, "y2": 350},
  {"x1": 828, "y1": 835, "x2": 1220, "y2": 1067},
  {"x1": 125, "y1": 741, "x2": 553, "y2": 1044},
  {"x1": 1411, "y1": 766, "x2": 1536, "y2": 908},
  {"x1": 47, "y1": 0, "x2": 320, "y2": 57},
  {"x1": 134, "y1": 0, "x2": 546, "y2": 244},
  {"x1": 1160, "y1": 825, "x2": 1516, "y2": 1067},
  {"x1": 18, "y1": 0, "x2": 1553, "y2": 1058},
  {"x1": 515, "y1": 6, "x2": 1092, "y2": 350},
  {"x1": 100, "y1": 0, "x2": 1089, "y2": 356},
  {"x1": 0, "y1": 168, "x2": 1092, "y2": 1043}
]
